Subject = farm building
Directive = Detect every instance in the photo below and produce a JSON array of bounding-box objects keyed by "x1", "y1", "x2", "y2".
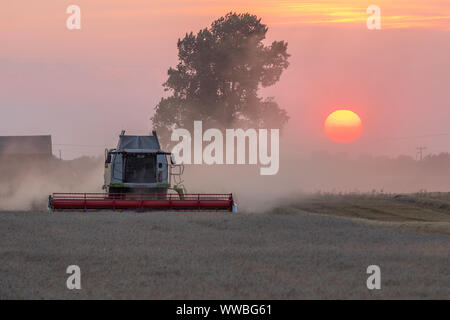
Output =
[{"x1": 0, "y1": 135, "x2": 53, "y2": 158}]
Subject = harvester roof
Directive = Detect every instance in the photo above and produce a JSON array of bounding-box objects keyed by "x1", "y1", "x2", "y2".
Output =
[{"x1": 117, "y1": 133, "x2": 161, "y2": 152}]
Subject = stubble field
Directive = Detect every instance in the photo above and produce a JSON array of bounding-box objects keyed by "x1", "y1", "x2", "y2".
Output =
[{"x1": 0, "y1": 194, "x2": 449, "y2": 299}]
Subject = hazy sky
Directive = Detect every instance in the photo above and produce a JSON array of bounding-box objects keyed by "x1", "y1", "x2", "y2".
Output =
[{"x1": 1, "y1": 0, "x2": 449, "y2": 159}]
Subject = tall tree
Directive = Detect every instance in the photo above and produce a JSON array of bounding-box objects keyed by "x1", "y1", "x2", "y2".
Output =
[{"x1": 152, "y1": 12, "x2": 290, "y2": 144}]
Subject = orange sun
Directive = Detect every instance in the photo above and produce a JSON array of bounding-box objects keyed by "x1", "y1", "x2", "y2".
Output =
[{"x1": 324, "y1": 110, "x2": 363, "y2": 143}]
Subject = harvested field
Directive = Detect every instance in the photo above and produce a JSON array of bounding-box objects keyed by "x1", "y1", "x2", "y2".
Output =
[
  {"x1": 0, "y1": 204, "x2": 449, "y2": 299},
  {"x1": 274, "y1": 192, "x2": 450, "y2": 235}
]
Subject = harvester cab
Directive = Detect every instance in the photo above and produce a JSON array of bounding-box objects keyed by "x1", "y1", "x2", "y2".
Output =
[{"x1": 103, "y1": 130, "x2": 185, "y2": 197}]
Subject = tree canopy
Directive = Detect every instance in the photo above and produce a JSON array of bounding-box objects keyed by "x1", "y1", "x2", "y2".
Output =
[{"x1": 151, "y1": 12, "x2": 290, "y2": 144}]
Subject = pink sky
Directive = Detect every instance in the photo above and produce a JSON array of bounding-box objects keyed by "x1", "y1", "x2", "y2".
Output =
[{"x1": 1, "y1": 1, "x2": 450, "y2": 159}]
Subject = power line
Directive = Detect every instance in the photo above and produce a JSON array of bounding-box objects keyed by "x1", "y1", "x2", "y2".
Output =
[
  {"x1": 389, "y1": 133, "x2": 450, "y2": 140},
  {"x1": 52, "y1": 131, "x2": 450, "y2": 149},
  {"x1": 370, "y1": 132, "x2": 450, "y2": 143},
  {"x1": 416, "y1": 146, "x2": 427, "y2": 161},
  {"x1": 52, "y1": 143, "x2": 107, "y2": 148}
]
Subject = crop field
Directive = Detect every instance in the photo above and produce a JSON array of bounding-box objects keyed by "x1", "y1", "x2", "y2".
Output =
[
  {"x1": 273, "y1": 192, "x2": 450, "y2": 235},
  {"x1": 0, "y1": 193, "x2": 449, "y2": 299}
]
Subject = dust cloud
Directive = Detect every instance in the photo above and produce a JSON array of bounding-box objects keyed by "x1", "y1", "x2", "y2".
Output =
[
  {"x1": 181, "y1": 137, "x2": 450, "y2": 212},
  {"x1": 0, "y1": 156, "x2": 103, "y2": 211},
  {"x1": 1, "y1": 137, "x2": 450, "y2": 212}
]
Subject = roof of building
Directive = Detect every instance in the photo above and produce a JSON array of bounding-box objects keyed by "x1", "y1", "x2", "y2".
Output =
[{"x1": 0, "y1": 135, "x2": 52, "y2": 155}]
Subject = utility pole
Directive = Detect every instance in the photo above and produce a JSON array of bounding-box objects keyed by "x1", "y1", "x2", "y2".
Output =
[{"x1": 416, "y1": 146, "x2": 427, "y2": 161}]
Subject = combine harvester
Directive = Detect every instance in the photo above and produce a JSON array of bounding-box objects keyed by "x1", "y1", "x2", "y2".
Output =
[{"x1": 49, "y1": 131, "x2": 235, "y2": 212}]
